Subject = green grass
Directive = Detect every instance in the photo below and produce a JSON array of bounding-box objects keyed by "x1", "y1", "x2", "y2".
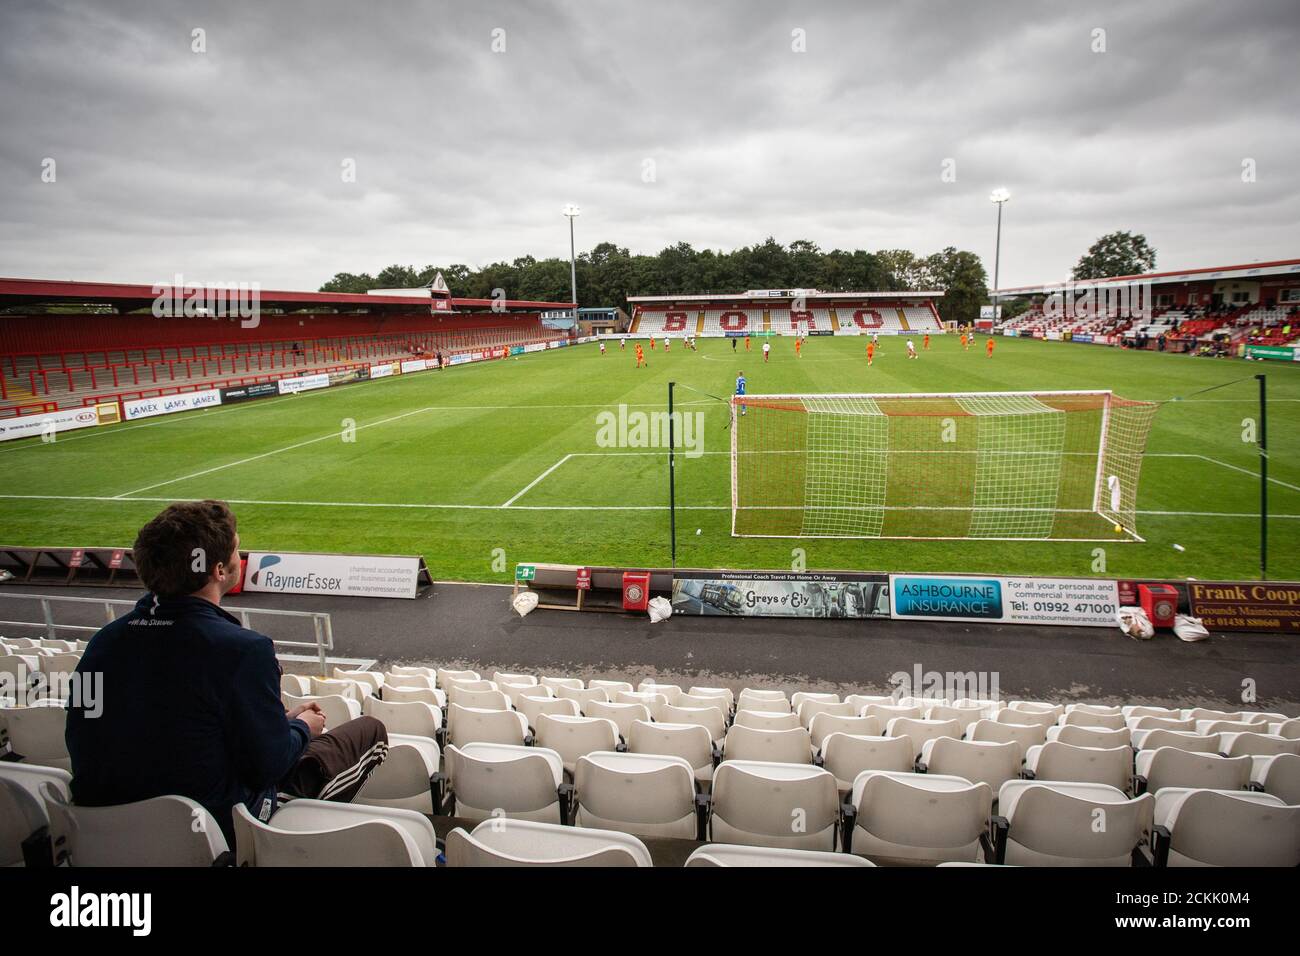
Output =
[{"x1": 1, "y1": 335, "x2": 1297, "y2": 583}]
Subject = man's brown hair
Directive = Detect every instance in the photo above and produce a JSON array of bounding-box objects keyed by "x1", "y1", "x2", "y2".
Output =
[{"x1": 133, "y1": 500, "x2": 238, "y2": 599}]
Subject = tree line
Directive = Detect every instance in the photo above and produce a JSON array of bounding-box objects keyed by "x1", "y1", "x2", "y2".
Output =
[{"x1": 319, "y1": 231, "x2": 1154, "y2": 325}]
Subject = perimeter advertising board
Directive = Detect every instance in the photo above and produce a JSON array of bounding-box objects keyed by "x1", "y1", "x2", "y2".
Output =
[
  {"x1": 242, "y1": 551, "x2": 424, "y2": 599},
  {"x1": 889, "y1": 574, "x2": 1119, "y2": 627},
  {"x1": 277, "y1": 373, "x2": 329, "y2": 395},
  {"x1": 123, "y1": 388, "x2": 222, "y2": 421},
  {"x1": 0, "y1": 405, "x2": 103, "y2": 442},
  {"x1": 672, "y1": 570, "x2": 890, "y2": 618},
  {"x1": 1186, "y1": 581, "x2": 1300, "y2": 633}
]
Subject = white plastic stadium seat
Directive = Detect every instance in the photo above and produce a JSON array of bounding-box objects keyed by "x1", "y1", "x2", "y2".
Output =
[
  {"x1": 885, "y1": 717, "x2": 962, "y2": 761},
  {"x1": 820, "y1": 733, "x2": 914, "y2": 791},
  {"x1": 1134, "y1": 747, "x2": 1251, "y2": 795},
  {"x1": 234, "y1": 800, "x2": 438, "y2": 866},
  {"x1": 967, "y1": 718, "x2": 1046, "y2": 754},
  {"x1": 515, "y1": 695, "x2": 580, "y2": 731},
  {"x1": 995, "y1": 707, "x2": 1057, "y2": 729},
  {"x1": 686, "y1": 844, "x2": 874, "y2": 867},
  {"x1": 283, "y1": 691, "x2": 360, "y2": 729},
  {"x1": 0, "y1": 763, "x2": 71, "y2": 866},
  {"x1": 446, "y1": 686, "x2": 511, "y2": 712},
  {"x1": 797, "y1": 699, "x2": 855, "y2": 728},
  {"x1": 628, "y1": 720, "x2": 715, "y2": 787},
  {"x1": 791, "y1": 691, "x2": 840, "y2": 710},
  {"x1": 557, "y1": 685, "x2": 612, "y2": 711},
  {"x1": 731, "y1": 709, "x2": 801, "y2": 732},
  {"x1": 534, "y1": 713, "x2": 620, "y2": 777},
  {"x1": 1025, "y1": 742, "x2": 1133, "y2": 794},
  {"x1": 1253, "y1": 753, "x2": 1300, "y2": 804},
  {"x1": 919, "y1": 737, "x2": 1022, "y2": 794},
  {"x1": 1, "y1": 702, "x2": 71, "y2": 770},
  {"x1": 1129, "y1": 729, "x2": 1219, "y2": 754},
  {"x1": 584, "y1": 699, "x2": 650, "y2": 741},
  {"x1": 709, "y1": 761, "x2": 840, "y2": 851},
  {"x1": 382, "y1": 685, "x2": 447, "y2": 708},
  {"x1": 589, "y1": 680, "x2": 634, "y2": 696},
  {"x1": 737, "y1": 689, "x2": 790, "y2": 714},
  {"x1": 540, "y1": 676, "x2": 584, "y2": 693},
  {"x1": 996, "y1": 781, "x2": 1153, "y2": 866},
  {"x1": 492, "y1": 672, "x2": 537, "y2": 687},
  {"x1": 1221, "y1": 732, "x2": 1300, "y2": 759},
  {"x1": 446, "y1": 704, "x2": 530, "y2": 748},
  {"x1": 1152, "y1": 788, "x2": 1300, "y2": 867},
  {"x1": 657, "y1": 703, "x2": 726, "y2": 742},
  {"x1": 363, "y1": 696, "x2": 442, "y2": 738},
  {"x1": 809, "y1": 713, "x2": 881, "y2": 751},
  {"x1": 42, "y1": 784, "x2": 229, "y2": 866},
  {"x1": 574, "y1": 751, "x2": 698, "y2": 839},
  {"x1": 444, "y1": 742, "x2": 565, "y2": 823},
  {"x1": 445, "y1": 818, "x2": 652, "y2": 867},
  {"x1": 722, "y1": 723, "x2": 812, "y2": 764},
  {"x1": 688, "y1": 687, "x2": 734, "y2": 710},
  {"x1": 354, "y1": 733, "x2": 440, "y2": 813},
  {"x1": 847, "y1": 770, "x2": 992, "y2": 865},
  {"x1": 638, "y1": 682, "x2": 683, "y2": 705}
]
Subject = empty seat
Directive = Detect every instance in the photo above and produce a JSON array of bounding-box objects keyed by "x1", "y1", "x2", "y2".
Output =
[
  {"x1": 628, "y1": 720, "x2": 715, "y2": 786},
  {"x1": 1066, "y1": 712, "x2": 1128, "y2": 733},
  {"x1": 589, "y1": 680, "x2": 634, "y2": 696},
  {"x1": 382, "y1": 672, "x2": 436, "y2": 690},
  {"x1": 354, "y1": 733, "x2": 440, "y2": 813},
  {"x1": 737, "y1": 689, "x2": 789, "y2": 713},
  {"x1": 1196, "y1": 719, "x2": 1260, "y2": 736},
  {"x1": 500, "y1": 683, "x2": 552, "y2": 708},
  {"x1": 927, "y1": 703, "x2": 988, "y2": 725},
  {"x1": 1, "y1": 702, "x2": 70, "y2": 770},
  {"x1": 447, "y1": 686, "x2": 511, "y2": 712},
  {"x1": 638, "y1": 682, "x2": 683, "y2": 705},
  {"x1": 235, "y1": 800, "x2": 438, "y2": 866},
  {"x1": 534, "y1": 713, "x2": 619, "y2": 777},
  {"x1": 0, "y1": 763, "x2": 71, "y2": 866},
  {"x1": 995, "y1": 707, "x2": 1057, "y2": 729},
  {"x1": 686, "y1": 844, "x2": 874, "y2": 867},
  {"x1": 820, "y1": 733, "x2": 914, "y2": 791},
  {"x1": 920, "y1": 737, "x2": 1021, "y2": 794},
  {"x1": 860, "y1": 703, "x2": 923, "y2": 723},
  {"x1": 885, "y1": 717, "x2": 962, "y2": 761},
  {"x1": 709, "y1": 761, "x2": 840, "y2": 851},
  {"x1": 310, "y1": 677, "x2": 369, "y2": 700},
  {"x1": 658, "y1": 703, "x2": 726, "y2": 742},
  {"x1": 1152, "y1": 788, "x2": 1300, "y2": 867},
  {"x1": 1008, "y1": 700, "x2": 1065, "y2": 720},
  {"x1": 968, "y1": 718, "x2": 1046, "y2": 753},
  {"x1": 732, "y1": 709, "x2": 800, "y2": 732},
  {"x1": 1221, "y1": 732, "x2": 1300, "y2": 759},
  {"x1": 446, "y1": 704, "x2": 529, "y2": 749},
  {"x1": 616, "y1": 690, "x2": 667, "y2": 710},
  {"x1": 677, "y1": 692, "x2": 729, "y2": 719},
  {"x1": 436, "y1": 668, "x2": 480, "y2": 688},
  {"x1": 996, "y1": 781, "x2": 1153, "y2": 866},
  {"x1": 540, "y1": 676, "x2": 584, "y2": 693},
  {"x1": 516, "y1": 695, "x2": 580, "y2": 731},
  {"x1": 722, "y1": 723, "x2": 812, "y2": 764},
  {"x1": 797, "y1": 699, "x2": 855, "y2": 728},
  {"x1": 445, "y1": 818, "x2": 652, "y2": 867},
  {"x1": 688, "y1": 686, "x2": 734, "y2": 710},
  {"x1": 444, "y1": 743, "x2": 565, "y2": 823},
  {"x1": 1269, "y1": 717, "x2": 1300, "y2": 739},
  {"x1": 363, "y1": 696, "x2": 441, "y2": 738},
  {"x1": 1128, "y1": 715, "x2": 1196, "y2": 732},
  {"x1": 1065, "y1": 703, "x2": 1122, "y2": 717},
  {"x1": 1123, "y1": 705, "x2": 1181, "y2": 720},
  {"x1": 492, "y1": 672, "x2": 537, "y2": 686},
  {"x1": 845, "y1": 694, "x2": 895, "y2": 711},
  {"x1": 584, "y1": 699, "x2": 650, "y2": 741},
  {"x1": 333, "y1": 668, "x2": 383, "y2": 693},
  {"x1": 1026, "y1": 741, "x2": 1133, "y2": 794},
  {"x1": 42, "y1": 784, "x2": 229, "y2": 866},
  {"x1": 809, "y1": 713, "x2": 881, "y2": 751},
  {"x1": 1135, "y1": 747, "x2": 1250, "y2": 795},
  {"x1": 280, "y1": 673, "x2": 311, "y2": 696},
  {"x1": 847, "y1": 770, "x2": 992, "y2": 865},
  {"x1": 1253, "y1": 753, "x2": 1300, "y2": 804},
  {"x1": 574, "y1": 751, "x2": 697, "y2": 839},
  {"x1": 1046, "y1": 724, "x2": 1131, "y2": 749},
  {"x1": 1130, "y1": 729, "x2": 1219, "y2": 754},
  {"x1": 556, "y1": 685, "x2": 612, "y2": 710},
  {"x1": 382, "y1": 685, "x2": 446, "y2": 708},
  {"x1": 387, "y1": 665, "x2": 436, "y2": 678},
  {"x1": 791, "y1": 692, "x2": 840, "y2": 710}
]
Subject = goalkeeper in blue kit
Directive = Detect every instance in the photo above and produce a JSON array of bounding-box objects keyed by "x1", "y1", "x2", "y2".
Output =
[{"x1": 736, "y1": 371, "x2": 747, "y2": 416}]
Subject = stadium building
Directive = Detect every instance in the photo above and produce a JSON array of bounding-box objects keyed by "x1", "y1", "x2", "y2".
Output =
[
  {"x1": 628, "y1": 289, "x2": 944, "y2": 337},
  {"x1": 0, "y1": 276, "x2": 576, "y2": 416},
  {"x1": 992, "y1": 257, "x2": 1300, "y2": 357}
]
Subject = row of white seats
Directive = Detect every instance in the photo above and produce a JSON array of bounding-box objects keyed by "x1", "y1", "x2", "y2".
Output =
[{"x1": 7, "y1": 759, "x2": 1295, "y2": 867}]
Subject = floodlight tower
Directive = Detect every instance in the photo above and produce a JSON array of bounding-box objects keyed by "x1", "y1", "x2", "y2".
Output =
[
  {"x1": 989, "y1": 188, "x2": 1011, "y2": 306},
  {"x1": 563, "y1": 204, "x2": 581, "y2": 330}
]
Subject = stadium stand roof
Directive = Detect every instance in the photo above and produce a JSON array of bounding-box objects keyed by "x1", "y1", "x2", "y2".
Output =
[
  {"x1": 0, "y1": 277, "x2": 573, "y2": 314},
  {"x1": 993, "y1": 257, "x2": 1300, "y2": 297},
  {"x1": 628, "y1": 288, "x2": 943, "y2": 304}
]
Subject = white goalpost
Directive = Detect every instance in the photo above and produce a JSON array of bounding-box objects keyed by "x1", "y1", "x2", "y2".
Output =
[{"x1": 729, "y1": 390, "x2": 1159, "y2": 541}]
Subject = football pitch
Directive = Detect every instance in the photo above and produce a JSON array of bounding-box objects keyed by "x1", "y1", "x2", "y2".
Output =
[{"x1": 1, "y1": 334, "x2": 1297, "y2": 583}]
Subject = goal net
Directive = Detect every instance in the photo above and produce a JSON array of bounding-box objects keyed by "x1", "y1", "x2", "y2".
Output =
[{"x1": 730, "y1": 391, "x2": 1158, "y2": 541}]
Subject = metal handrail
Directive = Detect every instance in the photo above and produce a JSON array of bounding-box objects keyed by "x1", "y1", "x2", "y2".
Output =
[{"x1": 0, "y1": 591, "x2": 333, "y2": 673}]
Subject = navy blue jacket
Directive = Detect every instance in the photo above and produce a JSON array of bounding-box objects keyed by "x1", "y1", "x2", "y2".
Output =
[{"x1": 66, "y1": 593, "x2": 310, "y2": 847}]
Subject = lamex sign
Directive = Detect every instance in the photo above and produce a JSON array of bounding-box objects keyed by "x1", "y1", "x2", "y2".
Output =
[
  {"x1": 123, "y1": 388, "x2": 222, "y2": 421},
  {"x1": 890, "y1": 574, "x2": 1119, "y2": 627},
  {"x1": 242, "y1": 551, "x2": 423, "y2": 599},
  {"x1": 0, "y1": 406, "x2": 102, "y2": 442}
]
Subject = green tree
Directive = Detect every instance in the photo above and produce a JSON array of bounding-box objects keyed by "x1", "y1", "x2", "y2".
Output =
[
  {"x1": 1072, "y1": 231, "x2": 1156, "y2": 280},
  {"x1": 923, "y1": 247, "x2": 989, "y2": 325}
]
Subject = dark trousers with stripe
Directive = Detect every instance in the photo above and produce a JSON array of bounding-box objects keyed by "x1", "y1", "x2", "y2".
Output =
[{"x1": 280, "y1": 716, "x2": 388, "y2": 803}]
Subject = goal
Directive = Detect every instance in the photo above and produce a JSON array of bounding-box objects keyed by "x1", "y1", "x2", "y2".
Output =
[{"x1": 730, "y1": 391, "x2": 1159, "y2": 541}]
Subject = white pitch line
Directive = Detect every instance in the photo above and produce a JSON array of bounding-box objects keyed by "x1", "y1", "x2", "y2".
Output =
[
  {"x1": 1184, "y1": 453, "x2": 1300, "y2": 493},
  {"x1": 113, "y1": 405, "x2": 441, "y2": 498},
  {"x1": 1, "y1": 493, "x2": 1298, "y2": 519},
  {"x1": 502, "y1": 455, "x2": 574, "y2": 507}
]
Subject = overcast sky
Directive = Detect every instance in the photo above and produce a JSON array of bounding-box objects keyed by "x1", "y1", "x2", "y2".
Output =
[{"x1": 1, "y1": 0, "x2": 1296, "y2": 293}]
